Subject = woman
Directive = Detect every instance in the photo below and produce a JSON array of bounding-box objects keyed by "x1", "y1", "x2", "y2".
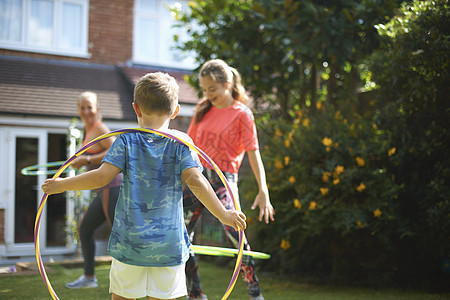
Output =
[
  {"x1": 66, "y1": 91, "x2": 122, "y2": 289},
  {"x1": 184, "y1": 59, "x2": 275, "y2": 300}
]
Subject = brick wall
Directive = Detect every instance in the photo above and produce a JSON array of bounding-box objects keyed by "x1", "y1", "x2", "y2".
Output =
[
  {"x1": 88, "y1": 0, "x2": 133, "y2": 64},
  {"x1": 0, "y1": 0, "x2": 133, "y2": 65}
]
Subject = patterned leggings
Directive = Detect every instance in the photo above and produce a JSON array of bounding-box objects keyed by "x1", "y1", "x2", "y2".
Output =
[{"x1": 183, "y1": 169, "x2": 261, "y2": 298}]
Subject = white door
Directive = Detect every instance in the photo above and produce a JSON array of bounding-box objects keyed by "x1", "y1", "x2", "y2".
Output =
[{"x1": 3, "y1": 127, "x2": 48, "y2": 255}]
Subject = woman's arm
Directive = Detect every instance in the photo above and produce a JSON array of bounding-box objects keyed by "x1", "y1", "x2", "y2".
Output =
[
  {"x1": 42, "y1": 162, "x2": 121, "y2": 195},
  {"x1": 71, "y1": 124, "x2": 115, "y2": 168},
  {"x1": 247, "y1": 149, "x2": 275, "y2": 224}
]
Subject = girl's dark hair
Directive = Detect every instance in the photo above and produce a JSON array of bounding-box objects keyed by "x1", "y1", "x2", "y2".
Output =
[{"x1": 194, "y1": 59, "x2": 248, "y2": 124}]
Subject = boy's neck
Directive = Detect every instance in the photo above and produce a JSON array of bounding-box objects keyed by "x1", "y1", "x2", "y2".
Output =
[{"x1": 138, "y1": 114, "x2": 171, "y2": 130}]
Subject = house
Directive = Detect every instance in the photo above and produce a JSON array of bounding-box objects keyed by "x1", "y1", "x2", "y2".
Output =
[{"x1": 0, "y1": 0, "x2": 199, "y2": 265}]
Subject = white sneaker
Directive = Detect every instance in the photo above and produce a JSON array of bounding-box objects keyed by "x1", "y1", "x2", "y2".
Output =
[{"x1": 65, "y1": 275, "x2": 98, "y2": 289}]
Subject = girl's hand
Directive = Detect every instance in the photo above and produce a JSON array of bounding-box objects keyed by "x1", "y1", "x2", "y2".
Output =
[
  {"x1": 42, "y1": 178, "x2": 66, "y2": 195},
  {"x1": 251, "y1": 191, "x2": 275, "y2": 224}
]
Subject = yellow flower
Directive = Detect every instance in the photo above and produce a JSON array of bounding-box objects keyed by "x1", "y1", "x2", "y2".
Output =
[
  {"x1": 388, "y1": 147, "x2": 396, "y2": 157},
  {"x1": 333, "y1": 178, "x2": 340, "y2": 185},
  {"x1": 289, "y1": 176, "x2": 296, "y2": 183},
  {"x1": 302, "y1": 118, "x2": 310, "y2": 127},
  {"x1": 284, "y1": 156, "x2": 290, "y2": 165},
  {"x1": 322, "y1": 137, "x2": 333, "y2": 147},
  {"x1": 356, "y1": 182, "x2": 366, "y2": 192},
  {"x1": 373, "y1": 209, "x2": 382, "y2": 218},
  {"x1": 284, "y1": 139, "x2": 291, "y2": 148},
  {"x1": 334, "y1": 165, "x2": 344, "y2": 176},
  {"x1": 355, "y1": 156, "x2": 365, "y2": 167},
  {"x1": 316, "y1": 102, "x2": 323, "y2": 110},
  {"x1": 326, "y1": 146, "x2": 331, "y2": 152},
  {"x1": 356, "y1": 220, "x2": 364, "y2": 228},
  {"x1": 309, "y1": 201, "x2": 317, "y2": 210},
  {"x1": 294, "y1": 199, "x2": 302, "y2": 210},
  {"x1": 275, "y1": 160, "x2": 284, "y2": 170},
  {"x1": 322, "y1": 171, "x2": 331, "y2": 183},
  {"x1": 288, "y1": 130, "x2": 295, "y2": 140},
  {"x1": 275, "y1": 129, "x2": 283, "y2": 137},
  {"x1": 280, "y1": 239, "x2": 291, "y2": 250},
  {"x1": 320, "y1": 187, "x2": 329, "y2": 196}
]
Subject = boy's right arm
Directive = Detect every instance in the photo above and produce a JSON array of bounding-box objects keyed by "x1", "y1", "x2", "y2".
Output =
[
  {"x1": 42, "y1": 162, "x2": 121, "y2": 195},
  {"x1": 182, "y1": 167, "x2": 247, "y2": 231}
]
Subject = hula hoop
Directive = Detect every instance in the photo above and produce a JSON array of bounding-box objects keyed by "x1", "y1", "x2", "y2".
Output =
[
  {"x1": 191, "y1": 245, "x2": 270, "y2": 260},
  {"x1": 21, "y1": 161, "x2": 69, "y2": 176},
  {"x1": 35, "y1": 128, "x2": 244, "y2": 300}
]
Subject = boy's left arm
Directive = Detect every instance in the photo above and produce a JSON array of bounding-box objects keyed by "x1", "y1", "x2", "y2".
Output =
[
  {"x1": 42, "y1": 162, "x2": 121, "y2": 195},
  {"x1": 182, "y1": 167, "x2": 247, "y2": 231}
]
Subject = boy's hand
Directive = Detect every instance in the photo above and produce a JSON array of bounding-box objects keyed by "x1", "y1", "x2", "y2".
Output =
[
  {"x1": 221, "y1": 210, "x2": 247, "y2": 232},
  {"x1": 42, "y1": 178, "x2": 65, "y2": 195}
]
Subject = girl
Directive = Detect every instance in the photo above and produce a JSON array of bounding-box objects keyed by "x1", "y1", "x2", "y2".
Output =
[{"x1": 184, "y1": 59, "x2": 275, "y2": 300}]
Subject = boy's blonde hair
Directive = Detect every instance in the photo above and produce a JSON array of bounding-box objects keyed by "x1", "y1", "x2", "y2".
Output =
[{"x1": 134, "y1": 72, "x2": 179, "y2": 115}]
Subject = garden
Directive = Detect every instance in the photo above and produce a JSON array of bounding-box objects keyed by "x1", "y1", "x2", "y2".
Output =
[
  {"x1": 2, "y1": 1, "x2": 448, "y2": 299},
  {"x1": 172, "y1": 0, "x2": 449, "y2": 292}
]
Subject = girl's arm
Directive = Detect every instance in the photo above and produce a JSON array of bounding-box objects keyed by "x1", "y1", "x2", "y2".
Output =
[
  {"x1": 182, "y1": 167, "x2": 246, "y2": 231},
  {"x1": 42, "y1": 162, "x2": 121, "y2": 195},
  {"x1": 247, "y1": 149, "x2": 275, "y2": 224}
]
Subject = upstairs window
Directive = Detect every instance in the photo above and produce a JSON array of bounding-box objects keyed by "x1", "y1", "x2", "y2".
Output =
[
  {"x1": 0, "y1": 0, "x2": 89, "y2": 57},
  {"x1": 133, "y1": 0, "x2": 195, "y2": 70}
]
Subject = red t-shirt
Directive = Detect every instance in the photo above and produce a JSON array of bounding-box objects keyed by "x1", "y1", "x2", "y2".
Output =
[{"x1": 188, "y1": 101, "x2": 259, "y2": 174}]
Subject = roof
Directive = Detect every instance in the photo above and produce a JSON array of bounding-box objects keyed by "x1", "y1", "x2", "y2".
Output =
[
  {"x1": 119, "y1": 65, "x2": 199, "y2": 104},
  {"x1": 0, "y1": 56, "x2": 199, "y2": 121}
]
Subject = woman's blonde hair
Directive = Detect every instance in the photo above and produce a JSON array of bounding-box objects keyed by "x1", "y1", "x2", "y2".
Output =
[
  {"x1": 194, "y1": 59, "x2": 248, "y2": 124},
  {"x1": 78, "y1": 91, "x2": 102, "y2": 120}
]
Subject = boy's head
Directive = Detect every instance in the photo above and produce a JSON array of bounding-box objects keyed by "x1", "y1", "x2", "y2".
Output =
[{"x1": 134, "y1": 72, "x2": 179, "y2": 116}]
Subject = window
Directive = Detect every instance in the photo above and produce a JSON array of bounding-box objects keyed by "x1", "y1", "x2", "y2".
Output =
[
  {"x1": 0, "y1": 0, "x2": 89, "y2": 57},
  {"x1": 133, "y1": 0, "x2": 195, "y2": 69}
]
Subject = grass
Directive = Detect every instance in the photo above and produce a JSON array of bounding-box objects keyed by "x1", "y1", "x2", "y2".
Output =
[{"x1": 0, "y1": 257, "x2": 449, "y2": 300}]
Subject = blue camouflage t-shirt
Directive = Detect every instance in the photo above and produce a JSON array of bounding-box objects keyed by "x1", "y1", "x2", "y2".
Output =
[{"x1": 103, "y1": 130, "x2": 201, "y2": 267}]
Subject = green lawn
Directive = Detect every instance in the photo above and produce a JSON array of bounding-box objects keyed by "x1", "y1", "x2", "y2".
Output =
[{"x1": 0, "y1": 258, "x2": 448, "y2": 300}]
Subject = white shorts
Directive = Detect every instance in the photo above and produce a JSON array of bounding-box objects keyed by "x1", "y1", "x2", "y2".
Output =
[{"x1": 109, "y1": 258, "x2": 187, "y2": 299}]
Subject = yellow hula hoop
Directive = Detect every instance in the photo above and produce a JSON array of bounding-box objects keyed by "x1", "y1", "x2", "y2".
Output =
[
  {"x1": 190, "y1": 245, "x2": 270, "y2": 260},
  {"x1": 34, "y1": 128, "x2": 245, "y2": 300}
]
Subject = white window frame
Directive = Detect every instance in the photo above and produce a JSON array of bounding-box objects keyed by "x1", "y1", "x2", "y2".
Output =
[
  {"x1": 133, "y1": 0, "x2": 196, "y2": 70},
  {"x1": 0, "y1": 0, "x2": 90, "y2": 58}
]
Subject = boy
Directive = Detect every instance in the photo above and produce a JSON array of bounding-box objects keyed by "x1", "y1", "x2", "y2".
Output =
[{"x1": 42, "y1": 72, "x2": 247, "y2": 300}]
